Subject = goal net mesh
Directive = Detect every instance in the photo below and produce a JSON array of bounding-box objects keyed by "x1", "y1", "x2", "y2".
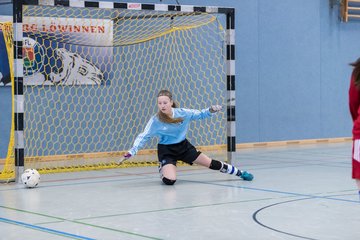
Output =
[
  {"x1": 2, "y1": 5, "x2": 228, "y2": 177},
  {"x1": 0, "y1": 22, "x2": 15, "y2": 181}
]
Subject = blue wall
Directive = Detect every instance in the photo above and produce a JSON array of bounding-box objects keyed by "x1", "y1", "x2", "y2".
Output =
[
  {"x1": 1, "y1": 0, "x2": 359, "y2": 158},
  {"x1": 236, "y1": 0, "x2": 359, "y2": 142}
]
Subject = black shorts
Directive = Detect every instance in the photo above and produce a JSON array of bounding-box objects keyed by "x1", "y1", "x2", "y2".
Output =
[{"x1": 157, "y1": 139, "x2": 201, "y2": 167}]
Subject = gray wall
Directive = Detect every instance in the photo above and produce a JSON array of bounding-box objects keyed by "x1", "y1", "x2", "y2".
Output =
[{"x1": 0, "y1": 0, "x2": 359, "y2": 158}]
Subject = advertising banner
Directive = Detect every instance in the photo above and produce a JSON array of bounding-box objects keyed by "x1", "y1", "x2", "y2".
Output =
[
  {"x1": 0, "y1": 16, "x2": 11, "y2": 86},
  {"x1": 0, "y1": 16, "x2": 113, "y2": 86}
]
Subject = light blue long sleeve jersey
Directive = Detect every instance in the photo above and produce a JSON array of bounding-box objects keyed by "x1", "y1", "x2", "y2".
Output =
[{"x1": 128, "y1": 107, "x2": 215, "y2": 156}]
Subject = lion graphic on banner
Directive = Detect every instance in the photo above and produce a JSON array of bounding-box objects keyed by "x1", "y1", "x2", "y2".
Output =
[{"x1": 50, "y1": 48, "x2": 104, "y2": 85}]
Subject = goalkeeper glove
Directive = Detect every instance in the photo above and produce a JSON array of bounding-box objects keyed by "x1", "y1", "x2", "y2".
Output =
[
  {"x1": 210, "y1": 105, "x2": 222, "y2": 113},
  {"x1": 123, "y1": 152, "x2": 132, "y2": 160}
]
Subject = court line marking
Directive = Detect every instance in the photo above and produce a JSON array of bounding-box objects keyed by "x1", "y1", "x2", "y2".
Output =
[
  {"x1": 1, "y1": 165, "x2": 357, "y2": 204},
  {"x1": 252, "y1": 197, "x2": 319, "y2": 240},
  {"x1": 0, "y1": 164, "x2": 357, "y2": 238},
  {"x1": 74, "y1": 197, "x2": 274, "y2": 221},
  {"x1": 0, "y1": 206, "x2": 163, "y2": 240},
  {"x1": 252, "y1": 191, "x2": 359, "y2": 240},
  {"x1": 0, "y1": 178, "x2": 357, "y2": 239},
  {"x1": 0, "y1": 144, "x2": 353, "y2": 239},
  {"x1": 181, "y1": 179, "x2": 360, "y2": 203},
  {"x1": 0, "y1": 217, "x2": 96, "y2": 240}
]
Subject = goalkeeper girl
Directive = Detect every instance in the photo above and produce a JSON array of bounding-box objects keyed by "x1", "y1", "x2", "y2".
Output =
[
  {"x1": 123, "y1": 89, "x2": 253, "y2": 185},
  {"x1": 348, "y1": 57, "x2": 360, "y2": 200}
]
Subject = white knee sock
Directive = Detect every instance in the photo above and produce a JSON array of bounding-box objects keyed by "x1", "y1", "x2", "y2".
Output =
[{"x1": 220, "y1": 162, "x2": 242, "y2": 176}]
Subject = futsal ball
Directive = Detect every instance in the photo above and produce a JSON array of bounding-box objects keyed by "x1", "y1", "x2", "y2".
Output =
[{"x1": 21, "y1": 169, "x2": 40, "y2": 188}]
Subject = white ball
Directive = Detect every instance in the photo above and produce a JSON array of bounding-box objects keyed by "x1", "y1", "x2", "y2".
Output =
[{"x1": 21, "y1": 169, "x2": 40, "y2": 188}]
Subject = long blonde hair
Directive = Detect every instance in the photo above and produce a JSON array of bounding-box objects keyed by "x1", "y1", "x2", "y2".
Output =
[{"x1": 157, "y1": 90, "x2": 183, "y2": 124}]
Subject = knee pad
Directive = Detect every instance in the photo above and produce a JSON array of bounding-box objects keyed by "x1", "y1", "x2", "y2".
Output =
[
  {"x1": 162, "y1": 177, "x2": 176, "y2": 185},
  {"x1": 209, "y1": 159, "x2": 223, "y2": 170}
]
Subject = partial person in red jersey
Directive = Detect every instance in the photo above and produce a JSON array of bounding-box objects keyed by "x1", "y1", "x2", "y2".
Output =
[{"x1": 348, "y1": 57, "x2": 360, "y2": 200}]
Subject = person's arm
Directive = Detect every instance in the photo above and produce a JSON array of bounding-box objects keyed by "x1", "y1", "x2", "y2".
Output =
[
  {"x1": 186, "y1": 105, "x2": 222, "y2": 121},
  {"x1": 126, "y1": 117, "x2": 156, "y2": 158}
]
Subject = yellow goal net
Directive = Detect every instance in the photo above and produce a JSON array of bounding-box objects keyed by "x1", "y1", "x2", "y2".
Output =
[
  {"x1": 0, "y1": 22, "x2": 15, "y2": 182},
  {"x1": 2, "y1": 2, "x2": 232, "y2": 180}
]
